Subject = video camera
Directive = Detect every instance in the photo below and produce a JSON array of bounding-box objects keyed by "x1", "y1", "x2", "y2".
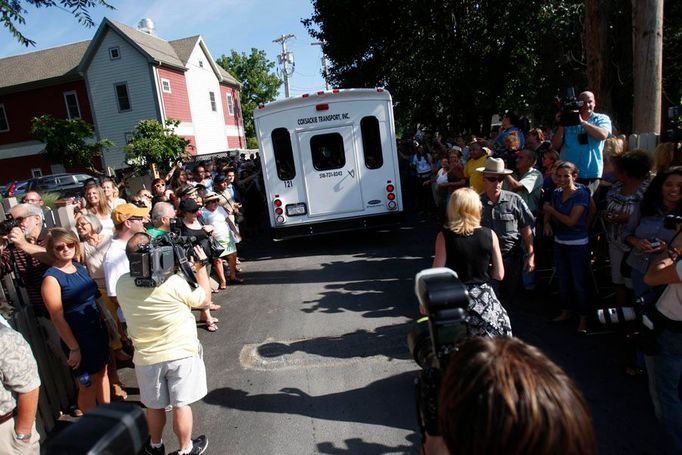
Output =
[
  {"x1": 407, "y1": 268, "x2": 471, "y2": 438},
  {"x1": 0, "y1": 215, "x2": 21, "y2": 236},
  {"x1": 556, "y1": 87, "x2": 584, "y2": 127},
  {"x1": 129, "y1": 224, "x2": 203, "y2": 288}
]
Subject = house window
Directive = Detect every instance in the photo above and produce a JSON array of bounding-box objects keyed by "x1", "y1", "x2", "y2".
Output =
[
  {"x1": 209, "y1": 91, "x2": 216, "y2": 111},
  {"x1": 199, "y1": 60, "x2": 204, "y2": 68},
  {"x1": 109, "y1": 47, "x2": 120, "y2": 60},
  {"x1": 0, "y1": 105, "x2": 8, "y2": 132},
  {"x1": 114, "y1": 83, "x2": 131, "y2": 112},
  {"x1": 161, "y1": 78, "x2": 171, "y2": 93},
  {"x1": 226, "y1": 93, "x2": 235, "y2": 115},
  {"x1": 31, "y1": 168, "x2": 42, "y2": 178},
  {"x1": 63, "y1": 91, "x2": 81, "y2": 119}
]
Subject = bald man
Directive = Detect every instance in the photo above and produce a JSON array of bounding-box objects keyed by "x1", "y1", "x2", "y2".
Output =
[{"x1": 551, "y1": 90, "x2": 612, "y2": 195}]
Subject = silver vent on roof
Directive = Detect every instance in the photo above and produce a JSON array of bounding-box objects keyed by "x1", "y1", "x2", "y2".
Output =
[{"x1": 137, "y1": 18, "x2": 156, "y2": 35}]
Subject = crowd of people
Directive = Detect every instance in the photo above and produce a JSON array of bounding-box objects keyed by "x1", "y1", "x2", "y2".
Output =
[
  {"x1": 0, "y1": 154, "x2": 263, "y2": 454},
  {"x1": 414, "y1": 91, "x2": 682, "y2": 454}
]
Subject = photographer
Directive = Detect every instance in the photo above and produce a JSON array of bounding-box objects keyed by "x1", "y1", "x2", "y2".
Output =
[
  {"x1": 423, "y1": 337, "x2": 596, "y2": 455},
  {"x1": 643, "y1": 240, "x2": 682, "y2": 454},
  {"x1": 116, "y1": 233, "x2": 211, "y2": 455},
  {"x1": 551, "y1": 91, "x2": 612, "y2": 195}
]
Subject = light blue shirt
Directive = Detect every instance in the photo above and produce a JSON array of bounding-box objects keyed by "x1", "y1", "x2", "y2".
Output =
[{"x1": 560, "y1": 112, "x2": 612, "y2": 179}]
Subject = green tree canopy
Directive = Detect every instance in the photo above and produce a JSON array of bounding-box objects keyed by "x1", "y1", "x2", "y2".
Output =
[
  {"x1": 31, "y1": 114, "x2": 112, "y2": 171},
  {"x1": 216, "y1": 49, "x2": 282, "y2": 146},
  {"x1": 124, "y1": 119, "x2": 190, "y2": 175},
  {"x1": 2, "y1": 0, "x2": 114, "y2": 47}
]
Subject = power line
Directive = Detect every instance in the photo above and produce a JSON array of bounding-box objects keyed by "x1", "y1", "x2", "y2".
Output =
[{"x1": 273, "y1": 33, "x2": 295, "y2": 98}]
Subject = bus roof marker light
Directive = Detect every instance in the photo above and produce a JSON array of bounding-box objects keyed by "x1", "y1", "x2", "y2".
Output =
[{"x1": 316, "y1": 103, "x2": 329, "y2": 111}]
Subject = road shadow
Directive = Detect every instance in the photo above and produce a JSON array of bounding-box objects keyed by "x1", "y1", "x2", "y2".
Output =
[
  {"x1": 203, "y1": 371, "x2": 419, "y2": 432},
  {"x1": 257, "y1": 322, "x2": 413, "y2": 361},
  {"x1": 316, "y1": 435, "x2": 420, "y2": 454}
]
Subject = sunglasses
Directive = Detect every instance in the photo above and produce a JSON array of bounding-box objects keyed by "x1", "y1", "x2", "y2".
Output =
[
  {"x1": 484, "y1": 176, "x2": 505, "y2": 182},
  {"x1": 154, "y1": 183, "x2": 165, "y2": 188},
  {"x1": 55, "y1": 242, "x2": 76, "y2": 252}
]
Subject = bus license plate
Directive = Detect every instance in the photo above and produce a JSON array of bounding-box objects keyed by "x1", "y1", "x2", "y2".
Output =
[{"x1": 286, "y1": 203, "x2": 307, "y2": 216}]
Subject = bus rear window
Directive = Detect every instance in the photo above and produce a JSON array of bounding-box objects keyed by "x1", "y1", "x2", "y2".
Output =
[
  {"x1": 360, "y1": 116, "x2": 383, "y2": 169},
  {"x1": 272, "y1": 128, "x2": 296, "y2": 180},
  {"x1": 310, "y1": 133, "x2": 345, "y2": 171}
]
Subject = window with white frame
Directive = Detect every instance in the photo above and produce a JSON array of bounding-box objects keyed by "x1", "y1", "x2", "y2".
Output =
[
  {"x1": 226, "y1": 93, "x2": 235, "y2": 115},
  {"x1": 31, "y1": 168, "x2": 42, "y2": 178},
  {"x1": 161, "y1": 78, "x2": 171, "y2": 93},
  {"x1": 199, "y1": 60, "x2": 204, "y2": 68},
  {"x1": 114, "y1": 83, "x2": 131, "y2": 112},
  {"x1": 63, "y1": 91, "x2": 81, "y2": 119},
  {"x1": 109, "y1": 47, "x2": 120, "y2": 60},
  {"x1": 0, "y1": 105, "x2": 8, "y2": 132},
  {"x1": 209, "y1": 91, "x2": 216, "y2": 111}
]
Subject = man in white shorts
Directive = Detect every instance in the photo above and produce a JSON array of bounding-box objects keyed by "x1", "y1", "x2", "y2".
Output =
[{"x1": 116, "y1": 233, "x2": 211, "y2": 455}]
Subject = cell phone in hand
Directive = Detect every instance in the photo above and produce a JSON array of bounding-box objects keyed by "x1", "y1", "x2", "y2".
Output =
[{"x1": 649, "y1": 238, "x2": 661, "y2": 249}]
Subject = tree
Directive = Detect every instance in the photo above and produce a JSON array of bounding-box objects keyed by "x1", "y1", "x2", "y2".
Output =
[
  {"x1": 304, "y1": 0, "x2": 585, "y2": 137},
  {"x1": 216, "y1": 49, "x2": 281, "y2": 146},
  {"x1": 31, "y1": 114, "x2": 112, "y2": 172},
  {"x1": 2, "y1": 0, "x2": 114, "y2": 47},
  {"x1": 124, "y1": 119, "x2": 190, "y2": 176}
]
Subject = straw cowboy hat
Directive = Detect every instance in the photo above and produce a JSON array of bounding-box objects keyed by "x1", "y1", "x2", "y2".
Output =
[{"x1": 475, "y1": 157, "x2": 513, "y2": 175}]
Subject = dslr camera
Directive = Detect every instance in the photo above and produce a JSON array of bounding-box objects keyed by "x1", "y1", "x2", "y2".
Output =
[
  {"x1": 556, "y1": 87, "x2": 584, "y2": 127},
  {"x1": 0, "y1": 215, "x2": 21, "y2": 236},
  {"x1": 129, "y1": 222, "x2": 204, "y2": 288},
  {"x1": 407, "y1": 268, "x2": 471, "y2": 439}
]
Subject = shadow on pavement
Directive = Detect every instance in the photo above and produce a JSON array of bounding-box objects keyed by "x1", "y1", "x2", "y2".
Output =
[
  {"x1": 203, "y1": 371, "x2": 419, "y2": 432},
  {"x1": 316, "y1": 435, "x2": 420, "y2": 454}
]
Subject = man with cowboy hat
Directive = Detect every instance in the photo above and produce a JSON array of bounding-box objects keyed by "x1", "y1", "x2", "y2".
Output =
[{"x1": 477, "y1": 157, "x2": 535, "y2": 303}]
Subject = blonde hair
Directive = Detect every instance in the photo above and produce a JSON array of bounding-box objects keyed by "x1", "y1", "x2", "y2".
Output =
[
  {"x1": 654, "y1": 142, "x2": 675, "y2": 174},
  {"x1": 46, "y1": 228, "x2": 81, "y2": 262},
  {"x1": 603, "y1": 137, "x2": 624, "y2": 161},
  {"x1": 85, "y1": 186, "x2": 111, "y2": 217},
  {"x1": 446, "y1": 188, "x2": 482, "y2": 235}
]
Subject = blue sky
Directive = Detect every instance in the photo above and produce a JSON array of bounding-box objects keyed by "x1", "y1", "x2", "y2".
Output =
[{"x1": 0, "y1": 0, "x2": 326, "y2": 99}]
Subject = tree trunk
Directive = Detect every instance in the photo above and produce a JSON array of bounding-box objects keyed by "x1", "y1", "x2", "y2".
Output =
[
  {"x1": 632, "y1": 0, "x2": 664, "y2": 134},
  {"x1": 584, "y1": 0, "x2": 610, "y2": 114}
]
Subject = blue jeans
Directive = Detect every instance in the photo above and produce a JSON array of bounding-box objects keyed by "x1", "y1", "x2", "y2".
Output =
[
  {"x1": 645, "y1": 329, "x2": 682, "y2": 454},
  {"x1": 553, "y1": 242, "x2": 591, "y2": 316}
]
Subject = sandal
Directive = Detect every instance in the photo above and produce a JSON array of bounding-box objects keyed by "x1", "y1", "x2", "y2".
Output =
[
  {"x1": 200, "y1": 317, "x2": 219, "y2": 323},
  {"x1": 209, "y1": 303, "x2": 221, "y2": 310},
  {"x1": 205, "y1": 321, "x2": 218, "y2": 332},
  {"x1": 111, "y1": 383, "x2": 128, "y2": 401}
]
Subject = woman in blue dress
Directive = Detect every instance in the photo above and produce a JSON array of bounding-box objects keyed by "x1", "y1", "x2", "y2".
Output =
[{"x1": 41, "y1": 228, "x2": 110, "y2": 412}]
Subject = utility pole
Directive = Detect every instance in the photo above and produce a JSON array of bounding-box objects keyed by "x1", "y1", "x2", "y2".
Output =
[
  {"x1": 311, "y1": 41, "x2": 331, "y2": 91},
  {"x1": 273, "y1": 34, "x2": 295, "y2": 98},
  {"x1": 632, "y1": 0, "x2": 663, "y2": 135}
]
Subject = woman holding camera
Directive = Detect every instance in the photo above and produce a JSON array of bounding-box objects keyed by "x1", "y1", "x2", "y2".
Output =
[
  {"x1": 431, "y1": 187, "x2": 511, "y2": 337},
  {"x1": 41, "y1": 228, "x2": 110, "y2": 412},
  {"x1": 623, "y1": 166, "x2": 682, "y2": 306}
]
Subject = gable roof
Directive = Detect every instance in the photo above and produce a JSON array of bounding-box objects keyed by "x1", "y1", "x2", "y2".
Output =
[
  {"x1": 169, "y1": 36, "x2": 199, "y2": 66},
  {"x1": 0, "y1": 40, "x2": 90, "y2": 92}
]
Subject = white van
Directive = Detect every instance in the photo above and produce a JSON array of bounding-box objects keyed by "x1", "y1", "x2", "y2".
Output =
[{"x1": 254, "y1": 88, "x2": 403, "y2": 239}]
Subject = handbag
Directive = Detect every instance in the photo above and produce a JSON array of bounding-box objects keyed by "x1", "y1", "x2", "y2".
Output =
[{"x1": 207, "y1": 235, "x2": 225, "y2": 258}]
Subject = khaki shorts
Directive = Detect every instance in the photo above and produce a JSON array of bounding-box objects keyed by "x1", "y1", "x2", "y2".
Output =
[{"x1": 136, "y1": 346, "x2": 207, "y2": 409}]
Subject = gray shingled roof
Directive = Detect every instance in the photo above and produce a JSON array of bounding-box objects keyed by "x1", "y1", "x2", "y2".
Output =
[
  {"x1": 108, "y1": 19, "x2": 185, "y2": 69},
  {"x1": 169, "y1": 36, "x2": 199, "y2": 65},
  {"x1": 0, "y1": 40, "x2": 90, "y2": 90}
]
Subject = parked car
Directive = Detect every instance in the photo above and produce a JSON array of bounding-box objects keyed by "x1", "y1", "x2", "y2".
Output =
[
  {"x1": 1, "y1": 180, "x2": 29, "y2": 198},
  {"x1": 26, "y1": 173, "x2": 94, "y2": 198}
]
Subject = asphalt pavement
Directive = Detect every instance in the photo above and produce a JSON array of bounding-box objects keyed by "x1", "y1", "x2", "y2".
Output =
[{"x1": 117, "y1": 217, "x2": 662, "y2": 455}]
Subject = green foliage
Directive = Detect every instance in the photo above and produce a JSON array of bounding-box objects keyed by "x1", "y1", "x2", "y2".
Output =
[
  {"x1": 39, "y1": 191, "x2": 60, "y2": 209},
  {"x1": 664, "y1": 1, "x2": 682, "y2": 110},
  {"x1": 303, "y1": 0, "x2": 589, "y2": 134},
  {"x1": 1, "y1": 0, "x2": 114, "y2": 47},
  {"x1": 31, "y1": 115, "x2": 112, "y2": 170},
  {"x1": 246, "y1": 136, "x2": 258, "y2": 149},
  {"x1": 216, "y1": 49, "x2": 282, "y2": 142},
  {"x1": 124, "y1": 119, "x2": 190, "y2": 175}
]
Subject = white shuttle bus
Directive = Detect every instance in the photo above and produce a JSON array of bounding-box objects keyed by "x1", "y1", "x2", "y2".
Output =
[{"x1": 254, "y1": 88, "x2": 403, "y2": 239}]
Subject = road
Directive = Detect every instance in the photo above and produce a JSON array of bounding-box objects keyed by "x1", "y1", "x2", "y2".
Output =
[{"x1": 120, "y1": 218, "x2": 661, "y2": 454}]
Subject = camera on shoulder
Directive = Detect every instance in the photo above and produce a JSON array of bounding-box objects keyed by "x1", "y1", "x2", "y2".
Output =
[{"x1": 556, "y1": 87, "x2": 583, "y2": 127}]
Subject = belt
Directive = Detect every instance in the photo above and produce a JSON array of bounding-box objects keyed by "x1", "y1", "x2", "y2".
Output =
[{"x1": 0, "y1": 409, "x2": 15, "y2": 425}]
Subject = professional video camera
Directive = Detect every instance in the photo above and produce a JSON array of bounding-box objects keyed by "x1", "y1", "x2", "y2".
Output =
[
  {"x1": 556, "y1": 87, "x2": 584, "y2": 127},
  {"x1": 664, "y1": 106, "x2": 682, "y2": 143},
  {"x1": 129, "y1": 229, "x2": 202, "y2": 288},
  {"x1": 407, "y1": 268, "x2": 471, "y2": 439}
]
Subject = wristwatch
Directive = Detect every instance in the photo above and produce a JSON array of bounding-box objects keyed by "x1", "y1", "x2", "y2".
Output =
[{"x1": 15, "y1": 432, "x2": 31, "y2": 441}]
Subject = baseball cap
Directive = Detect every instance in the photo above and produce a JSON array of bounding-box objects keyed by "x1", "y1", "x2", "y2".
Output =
[
  {"x1": 213, "y1": 174, "x2": 226, "y2": 184},
  {"x1": 111, "y1": 203, "x2": 150, "y2": 224}
]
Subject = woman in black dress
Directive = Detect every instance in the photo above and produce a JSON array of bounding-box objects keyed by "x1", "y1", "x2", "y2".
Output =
[{"x1": 430, "y1": 187, "x2": 512, "y2": 337}]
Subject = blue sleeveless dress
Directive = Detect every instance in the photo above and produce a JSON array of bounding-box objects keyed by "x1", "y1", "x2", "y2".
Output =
[{"x1": 44, "y1": 262, "x2": 109, "y2": 374}]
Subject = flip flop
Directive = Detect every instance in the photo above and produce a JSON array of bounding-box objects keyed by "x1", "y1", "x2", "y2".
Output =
[{"x1": 204, "y1": 321, "x2": 218, "y2": 332}]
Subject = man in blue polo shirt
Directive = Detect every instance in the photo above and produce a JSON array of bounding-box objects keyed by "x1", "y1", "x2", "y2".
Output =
[{"x1": 551, "y1": 91, "x2": 612, "y2": 195}]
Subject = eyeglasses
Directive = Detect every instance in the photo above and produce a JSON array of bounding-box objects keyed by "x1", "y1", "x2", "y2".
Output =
[
  {"x1": 154, "y1": 183, "x2": 165, "y2": 188},
  {"x1": 128, "y1": 216, "x2": 145, "y2": 222},
  {"x1": 23, "y1": 199, "x2": 41, "y2": 203},
  {"x1": 484, "y1": 176, "x2": 505, "y2": 182},
  {"x1": 55, "y1": 242, "x2": 76, "y2": 252}
]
